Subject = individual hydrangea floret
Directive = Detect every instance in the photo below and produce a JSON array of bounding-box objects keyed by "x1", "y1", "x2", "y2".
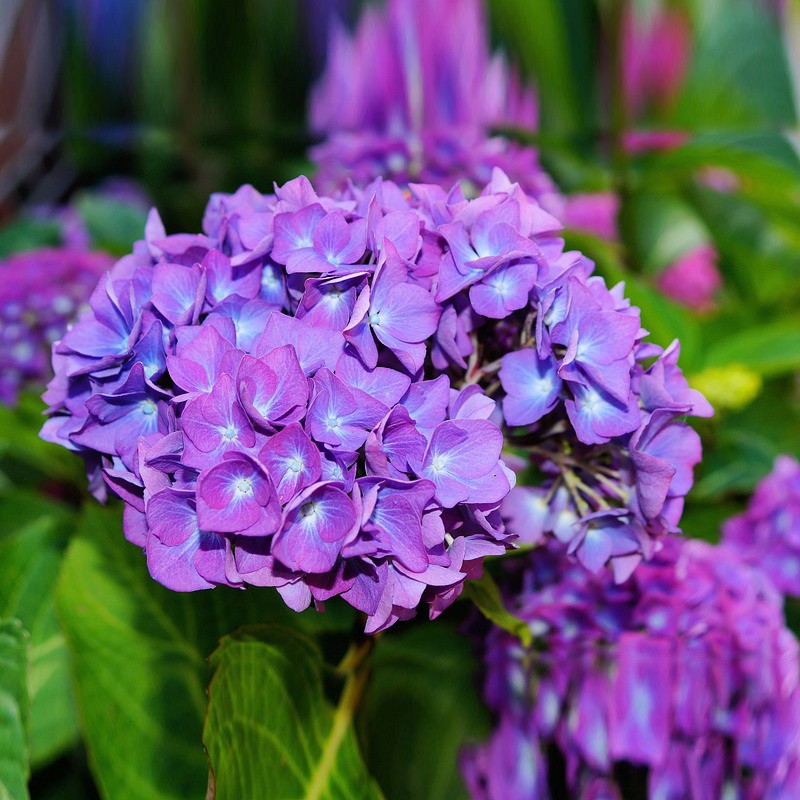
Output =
[
  {"x1": 0, "y1": 247, "x2": 113, "y2": 405},
  {"x1": 42, "y1": 171, "x2": 703, "y2": 629},
  {"x1": 462, "y1": 537, "x2": 800, "y2": 799},
  {"x1": 722, "y1": 455, "x2": 800, "y2": 597}
]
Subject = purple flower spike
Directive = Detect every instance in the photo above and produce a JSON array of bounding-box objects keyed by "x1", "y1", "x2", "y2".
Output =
[
  {"x1": 196, "y1": 453, "x2": 280, "y2": 536},
  {"x1": 272, "y1": 483, "x2": 356, "y2": 573}
]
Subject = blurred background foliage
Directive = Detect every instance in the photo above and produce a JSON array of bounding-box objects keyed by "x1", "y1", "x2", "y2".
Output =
[{"x1": 2, "y1": 0, "x2": 800, "y2": 798}]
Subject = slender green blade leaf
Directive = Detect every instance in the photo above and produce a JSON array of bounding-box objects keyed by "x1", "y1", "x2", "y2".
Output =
[
  {"x1": 463, "y1": 571, "x2": 532, "y2": 647},
  {"x1": 204, "y1": 626, "x2": 383, "y2": 800},
  {"x1": 0, "y1": 618, "x2": 30, "y2": 800},
  {"x1": 359, "y1": 624, "x2": 490, "y2": 800},
  {"x1": 704, "y1": 320, "x2": 800, "y2": 377},
  {"x1": 57, "y1": 503, "x2": 350, "y2": 800}
]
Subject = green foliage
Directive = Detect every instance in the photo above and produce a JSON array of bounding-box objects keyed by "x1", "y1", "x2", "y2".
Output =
[
  {"x1": 0, "y1": 393, "x2": 85, "y2": 491},
  {"x1": 73, "y1": 196, "x2": 148, "y2": 257},
  {"x1": 56, "y1": 502, "x2": 354, "y2": 800},
  {"x1": 0, "y1": 499, "x2": 79, "y2": 767},
  {"x1": 359, "y1": 624, "x2": 490, "y2": 800},
  {"x1": 703, "y1": 320, "x2": 800, "y2": 378},
  {"x1": 0, "y1": 618, "x2": 30, "y2": 800},
  {"x1": 0, "y1": 219, "x2": 62, "y2": 259},
  {"x1": 488, "y1": 0, "x2": 581, "y2": 135},
  {"x1": 204, "y1": 626, "x2": 383, "y2": 800}
]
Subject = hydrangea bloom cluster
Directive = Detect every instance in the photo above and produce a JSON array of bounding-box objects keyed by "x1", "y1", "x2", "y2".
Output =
[
  {"x1": 0, "y1": 247, "x2": 113, "y2": 405},
  {"x1": 309, "y1": 0, "x2": 561, "y2": 211},
  {"x1": 723, "y1": 455, "x2": 800, "y2": 597},
  {"x1": 462, "y1": 537, "x2": 800, "y2": 799},
  {"x1": 42, "y1": 171, "x2": 703, "y2": 627}
]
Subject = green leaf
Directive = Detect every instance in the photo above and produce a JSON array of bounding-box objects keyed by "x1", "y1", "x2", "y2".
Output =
[
  {"x1": 57, "y1": 503, "x2": 351, "y2": 800},
  {"x1": 358, "y1": 624, "x2": 490, "y2": 800},
  {"x1": 703, "y1": 320, "x2": 800, "y2": 377},
  {"x1": 0, "y1": 618, "x2": 30, "y2": 800},
  {"x1": 204, "y1": 626, "x2": 383, "y2": 800},
  {"x1": 0, "y1": 393, "x2": 85, "y2": 490},
  {"x1": 73, "y1": 195, "x2": 148, "y2": 257},
  {"x1": 0, "y1": 219, "x2": 62, "y2": 258},
  {"x1": 0, "y1": 504, "x2": 79, "y2": 767},
  {"x1": 488, "y1": 0, "x2": 581, "y2": 135},
  {"x1": 463, "y1": 571, "x2": 531, "y2": 648},
  {"x1": 678, "y1": 0, "x2": 796, "y2": 130}
]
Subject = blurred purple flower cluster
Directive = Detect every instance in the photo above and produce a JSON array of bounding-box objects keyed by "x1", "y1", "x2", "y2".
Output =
[
  {"x1": 463, "y1": 537, "x2": 800, "y2": 799},
  {"x1": 723, "y1": 455, "x2": 800, "y2": 598},
  {"x1": 309, "y1": 0, "x2": 562, "y2": 213},
  {"x1": 41, "y1": 170, "x2": 703, "y2": 627},
  {"x1": 0, "y1": 247, "x2": 113, "y2": 405}
]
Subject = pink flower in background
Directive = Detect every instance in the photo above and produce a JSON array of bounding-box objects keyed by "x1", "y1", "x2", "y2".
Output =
[
  {"x1": 656, "y1": 244, "x2": 722, "y2": 311},
  {"x1": 623, "y1": 4, "x2": 691, "y2": 118},
  {"x1": 561, "y1": 192, "x2": 619, "y2": 240}
]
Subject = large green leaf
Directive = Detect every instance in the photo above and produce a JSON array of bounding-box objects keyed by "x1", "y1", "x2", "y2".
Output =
[
  {"x1": 703, "y1": 320, "x2": 800, "y2": 377},
  {"x1": 0, "y1": 498, "x2": 79, "y2": 767},
  {"x1": 56, "y1": 503, "x2": 353, "y2": 800},
  {"x1": 359, "y1": 624, "x2": 490, "y2": 800},
  {"x1": 0, "y1": 393, "x2": 85, "y2": 491},
  {"x1": 0, "y1": 618, "x2": 30, "y2": 800},
  {"x1": 204, "y1": 626, "x2": 383, "y2": 800}
]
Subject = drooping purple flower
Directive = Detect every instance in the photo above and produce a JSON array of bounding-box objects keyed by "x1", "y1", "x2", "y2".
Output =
[
  {"x1": 463, "y1": 537, "x2": 800, "y2": 799},
  {"x1": 722, "y1": 455, "x2": 800, "y2": 597}
]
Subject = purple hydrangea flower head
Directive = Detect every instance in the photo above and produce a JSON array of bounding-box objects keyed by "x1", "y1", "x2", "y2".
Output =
[
  {"x1": 0, "y1": 247, "x2": 113, "y2": 405},
  {"x1": 463, "y1": 536, "x2": 800, "y2": 799},
  {"x1": 309, "y1": 0, "x2": 564, "y2": 210},
  {"x1": 42, "y1": 170, "x2": 704, "y2": 628},
  {"x1": 722, "y1": 455, "x2": 800, "y2": 597}
]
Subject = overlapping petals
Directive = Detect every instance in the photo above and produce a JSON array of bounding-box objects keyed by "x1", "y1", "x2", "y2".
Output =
[{"x1": 42, "y1": 170, "x2": 705, "y2": 628}]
